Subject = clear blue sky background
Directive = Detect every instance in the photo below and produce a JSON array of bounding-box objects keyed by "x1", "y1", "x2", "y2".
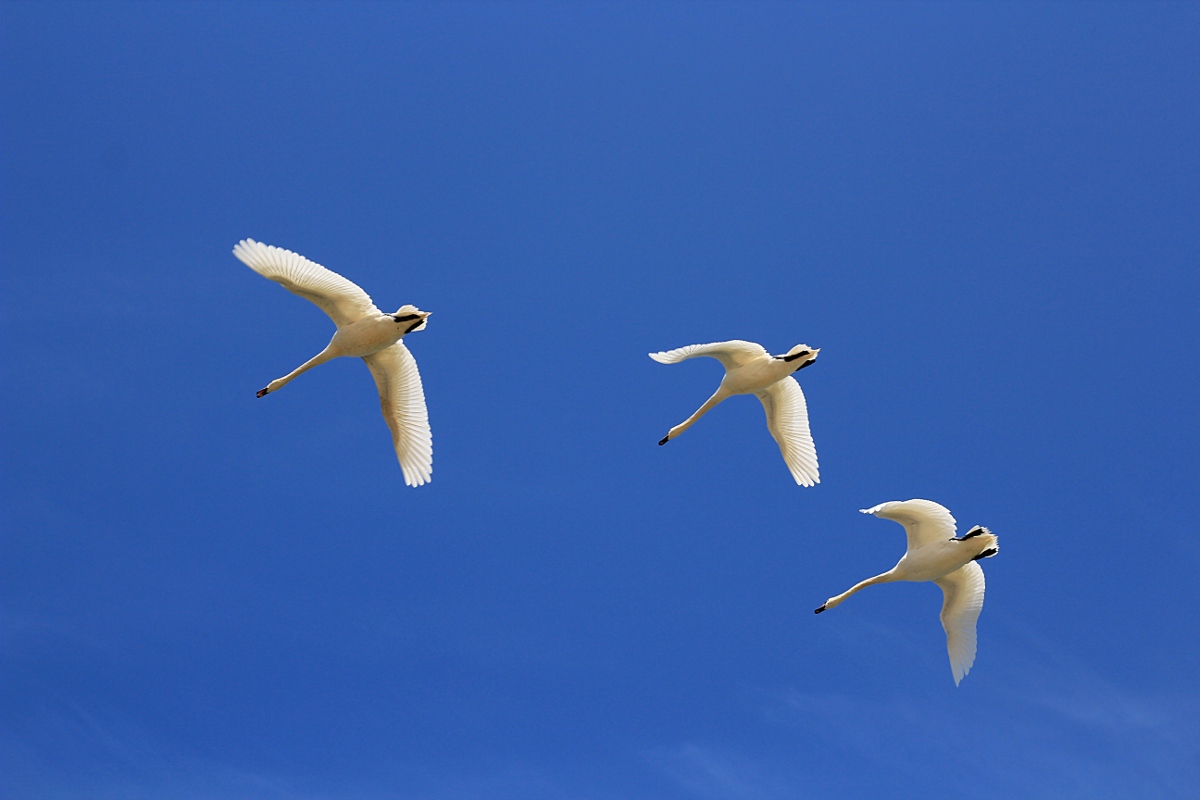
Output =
[{"x1": 2, "y1": 2, "x2": 1198, "y2": 798}]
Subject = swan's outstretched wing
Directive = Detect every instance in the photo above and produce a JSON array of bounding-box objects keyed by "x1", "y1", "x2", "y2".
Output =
[
  {"x1": 234, "y1": 238, "x2": 379, "y2": 328},
  {"x1": 934, "y1": 561, "x2": 986, "y2": 685},
  {"x1": 861, "y1": 499, "x2": 957, "y2": 551},
  {"x1": 362, "y1": 342, "x2": 432, "y2": 487},
  {"x1": 756, "y1": 376, "x2": 819, "y2": 486},
  {"x1": 649, "y1": 340, "x2": 768, "y2": 370}
]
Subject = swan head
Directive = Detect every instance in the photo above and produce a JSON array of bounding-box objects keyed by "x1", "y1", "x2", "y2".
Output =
[
  {"x1": 392, "y1": 305, "x2": 431, "y2": 333},
  {"x1": 814, "y1": 594, "x2": 843, "y2": 614},
  {"x1": 782, "y1": 344, "x2": 819, "y2": 370}
]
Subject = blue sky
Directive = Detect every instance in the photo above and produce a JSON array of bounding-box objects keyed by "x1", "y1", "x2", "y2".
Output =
[{"x1": 2, "y1": 2, "x2": 1197, "y2": 798}]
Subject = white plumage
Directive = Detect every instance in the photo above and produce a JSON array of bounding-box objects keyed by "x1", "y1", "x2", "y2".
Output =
[
  {"x1": 650, "y1": 340, "x2": 820, "y2": 486},
  {"x1": 362, "y1": 343, "x2": 433, "y2": 488},
  {"x1": 934, "y1": 560, "x2": 986, "y2": 685},
  {"x1": 235, "y1": 239, "x2": 379, "y2": 327},
  {"x1": 815, "y1": 499, "x2": 998, "y2": 685},
  {"x1": 234, "y1": 239, "x2": 433, "y2": 487}
]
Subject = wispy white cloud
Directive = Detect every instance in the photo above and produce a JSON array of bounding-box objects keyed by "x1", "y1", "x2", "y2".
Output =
[
  {"x1": 2, "y1": 701, "x2": 628, "y2": 800},
  {"x1": 647, "y1": 743, "x2": 808, "y2": 800},
  {"x1": 753, "y1": 616, "x2": 1200, "y2": 800}
]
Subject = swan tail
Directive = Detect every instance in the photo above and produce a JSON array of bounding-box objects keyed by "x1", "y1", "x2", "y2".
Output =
[{"x1": 961, "y1": 527, "x2": 999, "y2": 561}]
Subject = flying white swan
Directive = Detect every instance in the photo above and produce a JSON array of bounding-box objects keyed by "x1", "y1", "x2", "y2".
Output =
[
  {"x1": 233, "y1": 238, "x2": 433, "y2": 487},
  {"x1": 814, "y1": 499, "x2": 999, "y2": 685},
  {"x1": 649, "y1": 340, "x2": 820, "y2": 486}
]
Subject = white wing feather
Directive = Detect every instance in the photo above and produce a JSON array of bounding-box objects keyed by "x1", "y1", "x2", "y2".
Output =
[
  {"x1": 756, "y1": 377, "x2": 819, "y2": 486},
  {"x1": 234, "y1": 238, "x2": 379, "y2": 327},
  {"x1": 861, "y1": 499, "x2": 957, "y2": 551},
  {"x1": 934, "y1": 561, "x2": 986, "y2": 685},
  {"x1": 649, "y1": 340, "x2": 769, "y2": 370},
  {"x1": 362, "y1": 342, "x2": 433, "y2": 487}
]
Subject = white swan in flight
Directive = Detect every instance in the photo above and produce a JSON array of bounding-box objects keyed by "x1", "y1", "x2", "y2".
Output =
[
  {"x1": 233, "y1": 239, "x2": 433, "y2": 487},
  {"x1": 815, "y1": 499, "x2": 999, "y2": 685},
  {"x1": 649, "y1": 340, "x2": 820, "y2": 486}
]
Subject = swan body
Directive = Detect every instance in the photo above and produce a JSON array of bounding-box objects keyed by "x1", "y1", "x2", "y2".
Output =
[
  {"x1": 814, "y1": 499, "x2": 998, "y2": 685},
  {"x1": 233, "y1": 238, "x2": 433, "y2": 487},
  {"x1": 649, "y1": 340, "x2": 820, "y2": 486}
]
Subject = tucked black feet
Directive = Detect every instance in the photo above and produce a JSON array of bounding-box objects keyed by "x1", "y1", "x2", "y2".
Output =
[
  {"x1": 256, "y1": 387, "x2": 270, "y2": 398},
  {"x1": 973, "y1": 547, "x2": 998, "y2": 561},
  {"x1": 814, "y1": 605, "x2": 827, "y2": 614},
  {"x1": 658, "y1": 435, "x2": 670, "y2": 446}
]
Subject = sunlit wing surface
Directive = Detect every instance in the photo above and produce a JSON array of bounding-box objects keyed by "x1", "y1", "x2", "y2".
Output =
[
  {"x1": 934, "y1": 561, "x2": 986, "y2": 685},
  {"x1": 648, "y1": 340, "x2": 769, "y2": 369},
  {"x1": 362, "y1": 342, "x2": 433, "y2": 487},
  {"x1": 757, "y1": 376, "x2": 819, "y2": 486},
  {"x1": 234, "y1": 238, "x2": 379, "y2": 327},
  {"x1": 861, "y1": 499, "x2": 957, "y2": 551}
]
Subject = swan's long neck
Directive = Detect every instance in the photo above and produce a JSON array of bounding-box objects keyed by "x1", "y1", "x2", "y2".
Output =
[
  {"x1": 262, "y1": 346, "x2": 337, "y2": 394},
  {"x1": 664, "y1": 388, "x2": 731, "y2": 442},
  {"x1": 816, "y1": 570, "x2": 896, "y2": 613}
]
